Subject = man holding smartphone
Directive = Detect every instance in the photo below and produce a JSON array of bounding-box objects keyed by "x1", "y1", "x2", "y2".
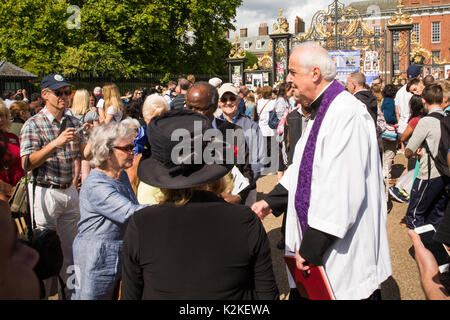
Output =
[{"x1": 19, "y1": 74, "x2": 91, "y2": 298}]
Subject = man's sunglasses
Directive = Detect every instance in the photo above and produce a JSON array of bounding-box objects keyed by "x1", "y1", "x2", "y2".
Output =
[
  {"x1": 220, "y1": 96, "x2": 237, "y2": 103},
  {"x1": 51, "y1": 90, "x2": 71, "y2": 97},
  {"x1": 113, "y1": 144, "x2": 135, "y2": 153}
]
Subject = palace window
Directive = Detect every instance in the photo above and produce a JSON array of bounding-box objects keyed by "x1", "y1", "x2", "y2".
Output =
[
  {"x1": 373, "y1": 26, "x2": 381, "y2": 37},
  {"x1": 431, "y1": 22, "x2": 440, "y2": 43},
  {"x1": 412, "y1": 23, "x2": 420, "y2": 42},
  {"x1": 432, "y1": 51, "x2": 440, "y2": 63},
  {"x1": 4, "y1": 82, "x2": 21, "y2": 91},
  {"x1": 244, "y1": 41, "x2": 249, "y2": 50},
  {"x1": 393, "y1": 53, "x2": 400, "y2": 73},
  {"x1": 392, "y1": 31, "x2": 399, "y2": 46},
  {"x1": 256, "y1": 40, "x2": 262, "y2": 50}
]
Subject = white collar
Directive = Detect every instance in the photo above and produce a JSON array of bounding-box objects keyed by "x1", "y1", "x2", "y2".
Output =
[{"x1": 311, "y1": 81, "x2": 333, "y2": 105}]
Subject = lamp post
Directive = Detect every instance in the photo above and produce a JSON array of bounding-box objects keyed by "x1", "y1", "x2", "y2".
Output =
[
  {"x1": 269, "y1": 9, "x2": 293, "y2": 85},
  {"x1": 226, "y1": 35, "x2": 247, "y2": 86}
]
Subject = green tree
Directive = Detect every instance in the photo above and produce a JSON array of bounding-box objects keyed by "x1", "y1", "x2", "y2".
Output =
[
  {"x1": 245, "y1": 51, "x2": 258, "y2": 69},
  {"x1": 0, "y1": 0, "x2": 241, "y2": 78}
]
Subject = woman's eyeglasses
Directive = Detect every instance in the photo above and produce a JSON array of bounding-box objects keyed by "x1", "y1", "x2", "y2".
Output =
[
  {"x1": 220, "y1": 96, "x2": 237, "y2": 103},
  {"x1": 113, "y1": 144, "x2": 135, "y2": 153}
]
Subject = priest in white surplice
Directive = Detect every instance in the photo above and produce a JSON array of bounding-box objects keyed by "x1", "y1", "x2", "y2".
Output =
[{"x1": 251, "y1": 42, "x2": 392, "y2": 300}]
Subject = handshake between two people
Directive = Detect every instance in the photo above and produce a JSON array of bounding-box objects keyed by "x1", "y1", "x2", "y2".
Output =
[{"x1": 251, "y1": 199, "x2": 315, "y2": 276}]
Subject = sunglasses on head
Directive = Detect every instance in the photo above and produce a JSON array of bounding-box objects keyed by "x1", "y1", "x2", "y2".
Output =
[
  {"x1": 52, "y1": 89, "x2": 71, "y2": 97},
  {"x1": 220, "y1": 95, "x2": 237, "y2": 103},
  {"x1": 113, "y1": 144, "x2": 135, "y2": 153}
]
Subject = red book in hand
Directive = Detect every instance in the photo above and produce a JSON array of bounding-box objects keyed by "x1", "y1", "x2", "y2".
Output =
[{"x1": 284, "y1": 254, "x2": 335, "y2": 300}]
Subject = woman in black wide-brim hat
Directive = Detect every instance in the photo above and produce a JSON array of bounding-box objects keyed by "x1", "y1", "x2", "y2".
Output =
[{"x1": 121, "y1": 109, "x2": 278, "y2": 300}]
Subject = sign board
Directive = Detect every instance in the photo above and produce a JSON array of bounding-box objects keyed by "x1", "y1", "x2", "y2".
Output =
[
  {"x1": 363, "y1": 51, "x2": 381, "y2": 85},
  {"x1": 232, "y1": 65, "x2": 242, "y2": 86},
  {"x1": 328, "y1": 50, "x2": 361, "y2": 83}
]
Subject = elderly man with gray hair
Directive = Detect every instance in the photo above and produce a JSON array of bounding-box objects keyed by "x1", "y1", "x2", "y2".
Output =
[
  {"x1": 346, "y1": 72, "x2": 378, "y2": 129},
  {"x1": 251, "y1": 42, "x2": 391, "y2": 300}
]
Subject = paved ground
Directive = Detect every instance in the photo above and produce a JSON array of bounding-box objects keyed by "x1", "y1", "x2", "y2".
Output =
[{"x1": 257, "y1": 154, "x2": 426, "y2": 300}]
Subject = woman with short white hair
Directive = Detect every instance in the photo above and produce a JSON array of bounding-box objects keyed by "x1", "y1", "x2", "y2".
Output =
[
  {"x1": 72, "y1": 122, "x2": 149, "y2": 300},
  {"x1": 127, "y1": 94, "x2": 170, "y2": 202},
  {"x1": 141, "y1": 94, "x2": 170, "y2": 123}
]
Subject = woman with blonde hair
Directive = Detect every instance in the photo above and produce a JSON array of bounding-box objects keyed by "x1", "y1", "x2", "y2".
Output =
[
  {"x1": 256, "y1": 86, "x2": 277, "y2": 170},
  {"x1": 131, "y1": 89, "x2": 143, "y2": 102},
  {"x1": 103, "y1": 83, "x2": 125, "y2": 124},
  {"x1": 246, "y1": 92, "x2": 256, "y2": 120},
  {"x1": 70, "y1": 89, "x2": 100, "y2": 184},
  {"x1": 71, "y1": 89, "x2": 99, "y2": 126}
]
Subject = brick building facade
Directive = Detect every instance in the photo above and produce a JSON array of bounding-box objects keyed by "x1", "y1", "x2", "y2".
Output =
[{"x1": 350, "y1": 0, "x2": 450, "y2": 80}]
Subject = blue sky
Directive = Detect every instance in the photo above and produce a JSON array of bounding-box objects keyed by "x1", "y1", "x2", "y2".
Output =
[{"x1": 232, "y1": 0, "x2": 356, "y2": 38}]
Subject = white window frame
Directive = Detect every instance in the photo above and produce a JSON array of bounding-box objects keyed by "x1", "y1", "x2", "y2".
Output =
[
  {"x1": 373, "y1": 26, "x2": 381, "y2": 37},
  {"x1": 431, "y1": 22, "x2": 440, "y2": 43},
  {"x1": 393, "y1": 53, "x2": 400, "y2": 73},
  {"x1": 412, "y1": 23, "x2": 420, "y2": 42},
  {"x1": 244, "y1": 41, "x2": 249, "y2": 50},
  {"x1": 256, "y1": 40, "x2": 262, "y2": 50},
  {"x1": 431, "y1": 51, "x2": 440, "y2": 62},
  {"x1": 392, "y1": 31, "x2": 399, "y2": 46}
]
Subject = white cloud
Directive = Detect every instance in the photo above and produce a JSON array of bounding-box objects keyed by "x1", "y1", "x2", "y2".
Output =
[{"x1": 231, "y1": 0, "x2": 355, "y2": 38}]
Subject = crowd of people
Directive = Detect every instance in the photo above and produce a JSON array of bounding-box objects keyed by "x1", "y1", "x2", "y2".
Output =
[{"x1": 0, "y1": 41, "x2": 449, "y2": 300}]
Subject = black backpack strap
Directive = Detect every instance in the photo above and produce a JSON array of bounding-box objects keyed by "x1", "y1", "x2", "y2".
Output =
[
  {"x1": 422, "y1": 139, "x2": 433, "y2": 183},
  {"x1": 23, "y1": 155, "x2": 39, "y2": 239},
  {"x1": 423, "y1": 112, "x2": 448, "y2": 179},
  {"x1": 425, "y1": 112, "x2": 444, "y2": 121},
  {"x1": 23, "y1": 155, "x2": 34, "y2": 241}
]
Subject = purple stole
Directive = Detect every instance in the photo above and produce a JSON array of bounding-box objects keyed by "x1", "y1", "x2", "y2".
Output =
[{"x1": 294, "y1": 80, "x2": 345, "y2": 233}]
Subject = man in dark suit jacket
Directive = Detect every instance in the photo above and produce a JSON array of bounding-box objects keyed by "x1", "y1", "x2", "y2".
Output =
[
  {"x1": 185, "y1": 81, "x2": 255, "y2": 204},
  {"x1": 347, "y1": 72, "x2": 378, "y2": 130}
]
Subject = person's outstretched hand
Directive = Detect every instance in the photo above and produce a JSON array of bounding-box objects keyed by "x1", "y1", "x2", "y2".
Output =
[
  {"x1": 251, "y1": 200, "x2": 272, "y2": 221},
  {"x1": 408, "y1": 229, "x2": 449, "y2": 300}
]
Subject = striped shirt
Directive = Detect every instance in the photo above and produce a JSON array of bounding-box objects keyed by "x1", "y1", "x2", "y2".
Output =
[
  {"x1": 19, "y1": 107, "x2": 84, "y2": 185},
  {"x1": 170, "y1": 94, "x2": 185, "y2": 110}
]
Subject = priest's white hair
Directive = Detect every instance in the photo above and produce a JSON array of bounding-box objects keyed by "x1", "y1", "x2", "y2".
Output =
[{"x1": 292, "y1": 41, "x2": 336, "y2": 81}]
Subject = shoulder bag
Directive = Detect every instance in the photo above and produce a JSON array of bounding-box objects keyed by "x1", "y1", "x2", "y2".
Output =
[{"x1": 20, "y1": 156, "x2": 64, "y2": 282}]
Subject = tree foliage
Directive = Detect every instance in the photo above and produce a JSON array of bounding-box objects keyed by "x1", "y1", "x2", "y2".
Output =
[
  {"x1": 245, "y1": 51, "x2": 258, "y2": 69},
  {"x1": 0, "y1": 0, "x2": 242, "y2": 78}
]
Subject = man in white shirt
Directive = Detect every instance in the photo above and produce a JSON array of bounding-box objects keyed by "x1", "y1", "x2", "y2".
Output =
[
  {"x1": 395, "y1": 65, "x2": 422, "y2": 151},
  {"x1": 251, "y1": 42, "x2": 391, "y2": 300},
  {"x1": 163, "y1": 81, "x2": 177, "y2": 105}
]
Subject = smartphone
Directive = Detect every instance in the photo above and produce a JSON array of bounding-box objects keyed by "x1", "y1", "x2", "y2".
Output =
[{"x1": 414, "y1": 224, "x2": 450, "y2": 273}]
